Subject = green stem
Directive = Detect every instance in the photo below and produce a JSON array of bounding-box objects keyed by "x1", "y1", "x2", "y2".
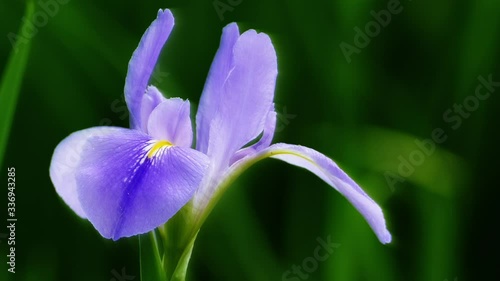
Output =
[
  {"x1": 139, "y1": 231, "x2": 167, "y2": 281},
  {"x1": 152, "y1": 149, "x2": 297, "y2": 280}
]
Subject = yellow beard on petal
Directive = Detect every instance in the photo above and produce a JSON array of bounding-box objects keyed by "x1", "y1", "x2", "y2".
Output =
[{"x1": 147, "y1": 140, "x2": 173, "y2": 158}]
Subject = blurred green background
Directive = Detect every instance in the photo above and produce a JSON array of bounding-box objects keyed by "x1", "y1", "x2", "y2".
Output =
[{"x1": 1, "y1": 0, "x2": 498, "y2": 280}]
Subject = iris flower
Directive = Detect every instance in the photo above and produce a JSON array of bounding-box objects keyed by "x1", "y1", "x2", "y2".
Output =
[{"x1": 49, "y1": 9, "x2": 391, "y2": 244}]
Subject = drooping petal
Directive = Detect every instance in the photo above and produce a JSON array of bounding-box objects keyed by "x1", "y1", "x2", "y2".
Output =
[
  {"x1": 51, "y1": 127, "x2": 209, "y2": 240},
  {"x1": 230, "y1": 143, "x2": 392, "y2": 244},
  {"x1": 196, "y1": 24, "x2": 278, "y2": 170},
  {"x1": 75, "y1": 128, "x2": 209, "y2": 240},
  {"x1": 147, "y1": 98, "x2": 193, "y2": 147},
  {"x1": 140, "y1": 86, "x2": 167, "y2": 133},
  {"x1": 50, "y1": 127, "x2": 124, "y2": 218},
  {"x1": 125, "y1": 9, "x2": 174, "y2": 130}
]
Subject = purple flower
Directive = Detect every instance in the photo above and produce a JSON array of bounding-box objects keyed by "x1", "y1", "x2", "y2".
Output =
[{"x1": 50, "y1": 9, "x2": 391, "y2": 244}]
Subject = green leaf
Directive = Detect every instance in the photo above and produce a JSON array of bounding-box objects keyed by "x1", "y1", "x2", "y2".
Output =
[
  {"x1": 324, "y1": 126, "x2": 466, "y2": 198},
  {"x1": 0, "y1": 0, "x2": 35, "y2": 165},
  {"x1": 159, "y1": 206, "x2": 199, "y2": 281},
  {"x1": 168, "y1": 233, "x2": 198, "y2": 281},
  {"x1": 140, "y1": 231, "x2": 167, "y2": 281}
]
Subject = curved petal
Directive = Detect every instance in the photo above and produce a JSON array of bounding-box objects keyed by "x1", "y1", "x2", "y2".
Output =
[
  {"x1": 230, "y1": 143, "x2": 392, "y2": 244},
  {"x1": 49, "y1": 127, "x2": 124, "y2": 218},
  {"x1": 125, "y1": 9, "x2": 174, "y2": 130},
  {"x1": 74, "y1": 128, "x2": 209, "y2": 240},
  {"x1": 196, "y1": 24, "x2": 278, "y2": 170},
  {"x1": 230, "y1": 105, "x2": 276, "y2": 164},
  {"x1": 147, "y1": 98, "x2": 193, "y2": 147},
  {"x1": 140, "y1": 86, "x2": 167, "y2": 133},
  {"x1": 50, "y1": 127, "x2": 209, "y2": 240}
]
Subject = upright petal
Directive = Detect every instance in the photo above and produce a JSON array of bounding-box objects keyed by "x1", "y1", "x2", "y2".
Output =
[
  {"x1": 196, "y1": 23, "x2": 239, "y2": 154},
  {"x1": 230, "y1": 143, "x2": 392, "y2": 244},
  {"x1": 140, "y1": 86, "x2": 167, "y2": 133},
  {"x1": 125, "y1": 9, "x2": 174, "y2": 130},
  {"x1": 147, "y1": 98, "x2": 193, "y2": 147},
  {"x1": 196, "y1": 24, "x2": 278, "y2": 170}
]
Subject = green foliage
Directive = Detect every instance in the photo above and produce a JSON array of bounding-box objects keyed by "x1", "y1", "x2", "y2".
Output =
[
  {"x1": 140, "y1": 232, "x2": 167, "y2": 281},
  {"x1": 0, "y1": 0, "x2": 34, "y2": 164}
]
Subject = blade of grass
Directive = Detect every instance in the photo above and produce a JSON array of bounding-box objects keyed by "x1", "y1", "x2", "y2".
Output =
[
  {"x1": 327, "y1": 126, "x2": 466, "y2": 198},
  {"x1": 0, "y1": 0, "x2": 35, "y2": 165},
  {"x1": 140, "y1": 231, "x2": 167, "y2": 281}
]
